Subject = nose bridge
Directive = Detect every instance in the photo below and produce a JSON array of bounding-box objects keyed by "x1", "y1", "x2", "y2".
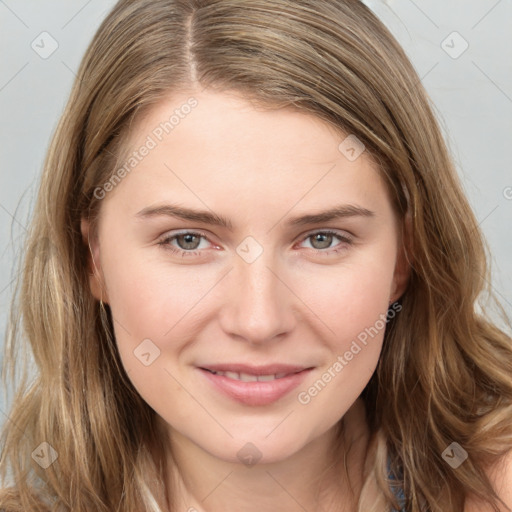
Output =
[{"x1": 221, "y1": 240, "x2": 295, "y2": 343}]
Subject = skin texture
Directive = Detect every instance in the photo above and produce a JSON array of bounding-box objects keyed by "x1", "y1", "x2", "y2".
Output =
[{"x1": 82, "y1": 88, "x2": 410, "y2": 511}]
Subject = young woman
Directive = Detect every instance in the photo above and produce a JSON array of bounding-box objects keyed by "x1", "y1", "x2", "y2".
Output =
[{"x1": 1, "y1": 1, "x2": 511, "y2": 511}]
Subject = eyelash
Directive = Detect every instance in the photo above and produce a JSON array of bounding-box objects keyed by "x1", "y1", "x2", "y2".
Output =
[{"x1": 157, "y1": 229, "x2": 353, "y2": 258}]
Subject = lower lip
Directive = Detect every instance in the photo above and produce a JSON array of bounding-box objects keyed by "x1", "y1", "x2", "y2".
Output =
[{"x1": 199, "y1": 368, "x2": 313, "y2": 406}]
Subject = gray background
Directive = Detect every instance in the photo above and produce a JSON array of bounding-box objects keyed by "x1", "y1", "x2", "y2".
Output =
[{"x1": 1, "y1": 1, "x2": 511, "y2": 427}]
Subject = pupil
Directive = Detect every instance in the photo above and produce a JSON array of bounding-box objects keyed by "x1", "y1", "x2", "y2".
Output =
[
  {"x1": 314, "y1": 233, "x2": 332, "y2": 249},
  {"x1": 181, "y1": 234, "x2": 198, "y2": 249}
]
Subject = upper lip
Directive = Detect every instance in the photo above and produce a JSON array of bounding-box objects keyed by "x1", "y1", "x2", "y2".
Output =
[{"x1": 200, "y1": 363, "x2": 312, "y2": 376}]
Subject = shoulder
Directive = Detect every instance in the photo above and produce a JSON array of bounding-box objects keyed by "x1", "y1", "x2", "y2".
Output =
[{"x1": 464, "y1": 449, "x2": 512, "y2": 512}]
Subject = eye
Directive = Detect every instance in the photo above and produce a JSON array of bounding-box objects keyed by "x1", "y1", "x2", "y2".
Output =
[
  {"x1": 157, "y1": 230, "x2": 212, "y2": 257},
  {"x1": 157, "y1": 229, "x2": 353, "y2": 258},
  {"x1": 298, "y1": 230, "x2": 353, "y2": 256}
]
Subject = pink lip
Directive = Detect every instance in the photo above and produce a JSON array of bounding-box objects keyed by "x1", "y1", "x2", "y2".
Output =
[{"x1": 198, "y1": 364, "x2": 313, "y2": 406}]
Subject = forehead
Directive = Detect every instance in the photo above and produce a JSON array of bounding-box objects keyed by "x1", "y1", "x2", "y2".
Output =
[
  {"x1": 130, "y1": 89, "x2": 368, "y2": 164},
  {"x1": 102, "y1": 89, "x2": 393, "y2": 223}
]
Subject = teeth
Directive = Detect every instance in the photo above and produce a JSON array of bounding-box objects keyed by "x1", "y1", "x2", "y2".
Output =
[
  {"x1": 239, "y1": 372, "x2": 259, "y2": 382},
  {"x1": 257, "y1": 374, "x2": 276, "y2": 382},
  {"x1": 209, "y1": 370, "x2": 287, "y2": 381}
]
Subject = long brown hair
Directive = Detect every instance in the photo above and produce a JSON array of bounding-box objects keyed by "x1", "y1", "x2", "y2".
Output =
[{"x1": 1, "y1": 1, "x2": 511, "y2": 511}]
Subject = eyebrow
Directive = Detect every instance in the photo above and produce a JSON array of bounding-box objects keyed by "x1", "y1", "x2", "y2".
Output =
[{"x1": 135, "y1": 203, "x2": 375, "y2": 230}]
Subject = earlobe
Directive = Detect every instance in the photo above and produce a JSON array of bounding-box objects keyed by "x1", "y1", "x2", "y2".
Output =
[{"x1": 80, "y1": 217, "x2": 108, "y2": 303}]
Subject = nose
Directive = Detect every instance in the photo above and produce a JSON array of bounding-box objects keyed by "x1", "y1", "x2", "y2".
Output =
[{"x1": 218, "y1": 248, "x2": 296, "y2": 345}]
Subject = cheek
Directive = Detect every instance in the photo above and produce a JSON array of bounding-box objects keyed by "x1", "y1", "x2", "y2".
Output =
[
  {"x1": 101, "y1": 252, "x2": 212, "y2": 350},
  {"x1": 101, "y1": 258, "x2": 208, "y2": 409},
  {"x1": 101, "y1": 222, "x2": 213, "y2": 319},
  {"x1": 296, "y1": 251, "x2": 396, "y2": 346},
  {"x1": 291, "y1": 251, "x2": 396, "y2": 425}
]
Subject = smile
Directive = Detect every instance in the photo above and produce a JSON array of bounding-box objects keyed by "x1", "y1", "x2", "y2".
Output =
[{"x1": 198, "y1": 364, "x2": 314, "y2": 406}]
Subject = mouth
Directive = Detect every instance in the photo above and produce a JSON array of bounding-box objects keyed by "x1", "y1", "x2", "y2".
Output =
[
  {"x1": 198, "y1": 364, "x2": 314, "y2": 406},
  {"x1": 203, "y1": 369, "x2": 295, "y2": 381}
]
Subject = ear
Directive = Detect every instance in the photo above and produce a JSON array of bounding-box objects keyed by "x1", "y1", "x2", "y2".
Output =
[
  {"x1": 80, "y1": 217, "x2": 109, "y2": 303},
  {"x1": 390, "y1": 211, "x2": 412, "y2": 303}
]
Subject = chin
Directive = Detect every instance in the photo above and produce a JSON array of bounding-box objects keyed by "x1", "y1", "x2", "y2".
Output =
[{"x1": 204, "y1": 426, "x2": 321, "y2": 467}]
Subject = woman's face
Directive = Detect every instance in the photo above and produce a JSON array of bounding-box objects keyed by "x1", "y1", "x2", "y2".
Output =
[{"x1": 83, "y1": 89, "x2": 408, "y2": 464}]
